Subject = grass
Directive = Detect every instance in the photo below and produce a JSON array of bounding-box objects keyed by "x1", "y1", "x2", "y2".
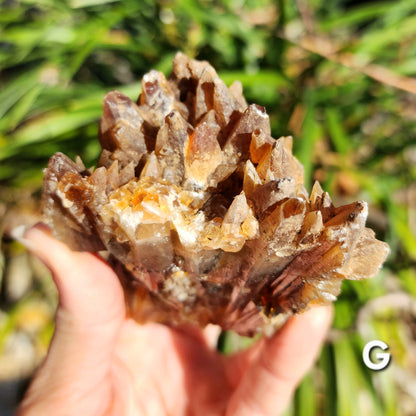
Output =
[{"x1": 1, "y1": 0, "x2": 416, "y2": 414}]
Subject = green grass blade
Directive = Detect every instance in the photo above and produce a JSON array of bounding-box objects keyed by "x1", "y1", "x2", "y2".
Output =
[
  {"x1": 325, "y1": 108, "x2": 350, "y2": 155},
  {"x1": 334, "y1": 337, "x2": 383, "y2": 416},
  {"x1": 356, "y1": 14, "x2": 416, "y2": 57},
  {"x1": 0, "y1": 108, "x2": 100, "y2": 160},
  {"x1": 319, "y1": 345, "x2": 337, "y2": 416},
  {"x1": 0, "y1": 69, "x2": 40, "y2": 120},
  {"x1": 70, "y1": 0, "x2": 120, "y2": 8},
  {"x1": 4, "y1": 84, "x2": 44, "y2": 130},
  {"x1": 294, "y1": 373, "x2": 316, "y2": 416},
  {"x1": 295, "y1": 96, "x2": 322, "y2": 190},
  {"x1": 320, "y1": 3, "x2": 393, "y2": 31}
]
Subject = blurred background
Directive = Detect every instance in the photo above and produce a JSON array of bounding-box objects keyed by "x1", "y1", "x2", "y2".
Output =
[{"x1": 0, "y1": 0, "x2": 415, "y2": 414}]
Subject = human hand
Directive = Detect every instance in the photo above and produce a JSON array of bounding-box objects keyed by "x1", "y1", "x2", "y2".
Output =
[{"x1": 16, "y1": 224, "x2": 332, "y2": 416}]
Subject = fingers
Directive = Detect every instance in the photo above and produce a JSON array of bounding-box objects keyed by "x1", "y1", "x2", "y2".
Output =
[
  {"x1": 226, "y1": 306, "x2": 333, "y2": 416},
  {"x1": 16, "y1": 224, "x2": 125, "y2": 414},
  {"x1": 22, "y1": 224, "x2": 125, "y2": 325}
]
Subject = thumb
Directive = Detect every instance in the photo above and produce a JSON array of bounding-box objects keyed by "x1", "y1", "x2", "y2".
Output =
[
  {"x1": 16, "y1": 224, "x2": 125, "y2": 412},
  {"x1": 22, "y1": 223, "x2": 125, "y2": 326},
  {"x1": 226, "y1": 306, "x2": 333, "y2": 416}
]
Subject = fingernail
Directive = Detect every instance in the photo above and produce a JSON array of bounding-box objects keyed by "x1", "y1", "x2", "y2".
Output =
[
  {"x1": 10, "y1": 223, "x2": 53, "y2": 252},
  {"x1": 10, "y1": 225, "x2": 36, "y2": 251}
]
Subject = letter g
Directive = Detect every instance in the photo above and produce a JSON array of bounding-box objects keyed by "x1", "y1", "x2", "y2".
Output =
[{"x1": 363, "y1": 340, "x2": 391, "y2": 370}]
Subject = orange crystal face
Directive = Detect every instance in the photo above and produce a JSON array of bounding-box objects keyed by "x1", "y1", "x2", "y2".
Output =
[{"x1": 42, "y1": 53, "x2": 389, "y2": 336}]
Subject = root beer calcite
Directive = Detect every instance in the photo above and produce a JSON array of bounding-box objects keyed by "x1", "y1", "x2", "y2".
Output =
[{"x1": 42, "y1": 53, "x2": 389, "y2": 336}]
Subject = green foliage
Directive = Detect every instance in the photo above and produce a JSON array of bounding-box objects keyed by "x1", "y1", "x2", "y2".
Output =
[{"x1": 1, "y1": 0, "x2": 416, "y2": 414}]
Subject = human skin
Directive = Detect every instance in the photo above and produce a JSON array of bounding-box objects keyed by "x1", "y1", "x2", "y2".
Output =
[{"x1": 16, "y1": 224, "x2": 333, "y2": 416}]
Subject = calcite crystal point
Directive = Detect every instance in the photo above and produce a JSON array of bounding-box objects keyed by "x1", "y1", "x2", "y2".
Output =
[{"x1": 42, "y1": 53, "x2": 389, "y2": 336}]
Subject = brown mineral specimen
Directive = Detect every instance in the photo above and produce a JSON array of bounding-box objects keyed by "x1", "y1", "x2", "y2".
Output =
[{"x1": 42, "y1": 53, "x2": 389, "y2": 336}]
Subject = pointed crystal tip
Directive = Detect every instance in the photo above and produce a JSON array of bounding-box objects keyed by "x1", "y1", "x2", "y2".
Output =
[{"x1": 41, "y1": 53, "x2": 389, "y2": 336}]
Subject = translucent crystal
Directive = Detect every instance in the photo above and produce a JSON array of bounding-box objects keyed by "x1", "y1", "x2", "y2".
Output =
[{"x1": 42, "y1": 53, "x2": 389, "y2": 336}]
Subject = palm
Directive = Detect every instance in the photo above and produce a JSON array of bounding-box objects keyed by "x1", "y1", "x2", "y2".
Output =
[
  {"x1": 17, "y1": 225, "x2": 332, "y2": 416},
  {"x1": 111, "y1": 321, "x2": 234, "y2": 415}
]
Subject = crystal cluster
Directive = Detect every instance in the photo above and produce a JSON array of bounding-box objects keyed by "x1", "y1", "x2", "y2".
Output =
[{"x1": 42, "y1": 53, "x2": 389, "y2": 336}]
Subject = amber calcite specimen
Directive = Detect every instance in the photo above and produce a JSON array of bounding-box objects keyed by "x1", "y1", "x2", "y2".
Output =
[{"x1": 42, "y1": 53, "x2": 389, "y2": 336}]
